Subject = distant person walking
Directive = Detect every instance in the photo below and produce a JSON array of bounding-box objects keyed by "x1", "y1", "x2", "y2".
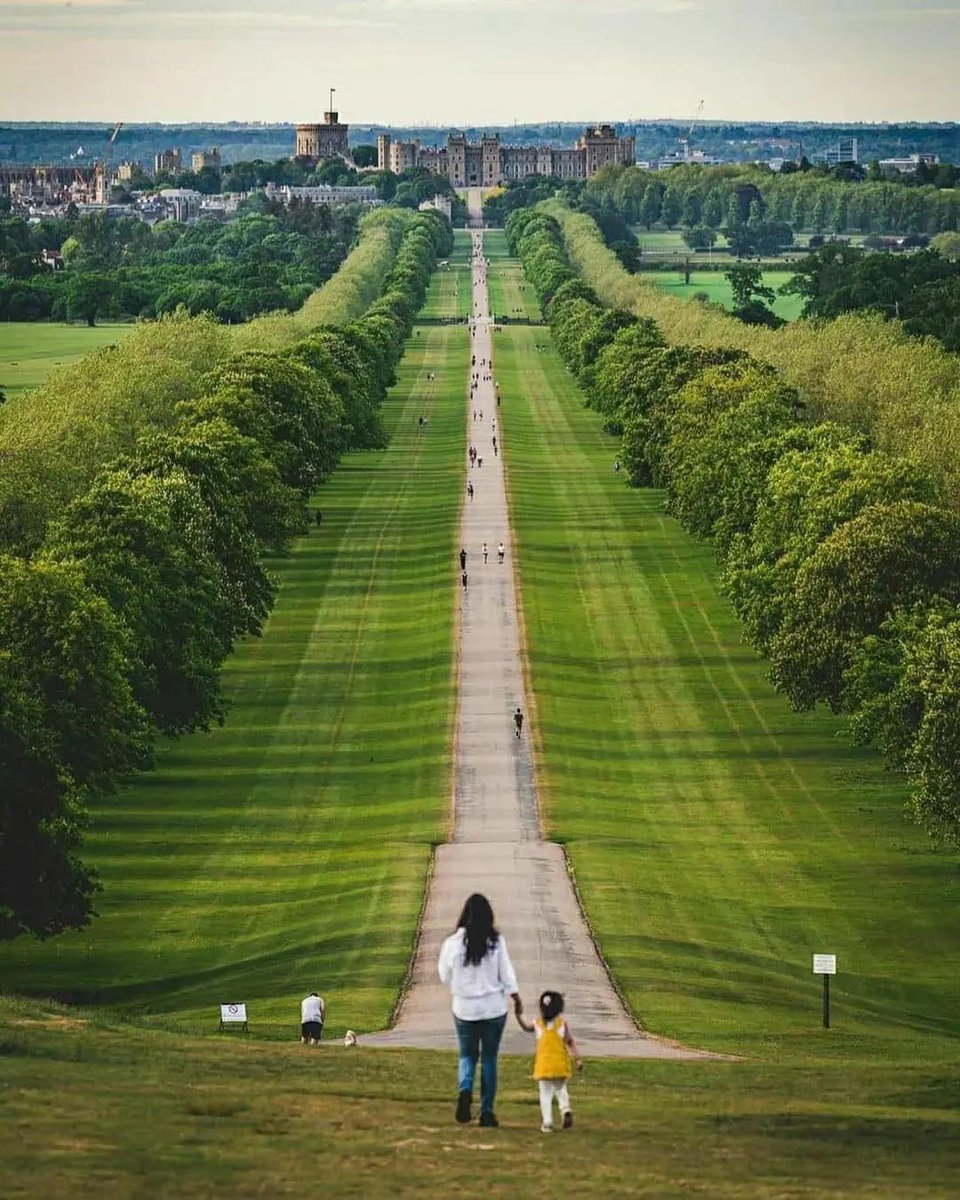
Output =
[
  {"x1": 482, "y1": 541, "x2": 488, "y2": 564},
  {"x1": 614, "y1": 459, "x2": 621, "y2": 474},
  {"x1": 300, "y1": 991, "x2": 325, "y2": 1045},
  {"x1": 315, "y1": 509, "x2": 322, "y2": 527},
  {"x1": 498, "y1": 541, "x2": 505, "y2": 564},
  {"x1": 438, "y1": 893, "x2": 522, "y2": 1128},
  {"x1": 460, "y1": 547, "x2": 467, "y2": 571},
  {"x1": 462, "y1": 569, "x2": 468, "y2": 592},
  {"x1": 467, "y1": 482, "x2": 475, "y2": 502},
  {"x1": 514, "y1": 707, "x2": 523, "y2": 738}
]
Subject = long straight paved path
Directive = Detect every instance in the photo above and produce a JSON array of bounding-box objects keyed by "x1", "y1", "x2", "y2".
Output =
[{"x1": 365, "y1": 196, "x2": 704, "y2": 1058}]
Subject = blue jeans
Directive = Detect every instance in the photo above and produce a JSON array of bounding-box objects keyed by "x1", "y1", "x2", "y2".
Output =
[{"x1": 454, "y1": 1013, "x2": 507, "y2": 1115}]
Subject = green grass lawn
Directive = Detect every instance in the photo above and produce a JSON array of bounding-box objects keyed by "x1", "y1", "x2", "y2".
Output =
[
  {"x1": 0, "y1": 322, "x2": 134, "y2": 398},
  {"x1": 3, "y1": 993, "x2": 960, "y2": 1199},
  {"x1": 420, "y1": 229, "x2": 472, "y2": 319},
  {"x1": 652, "y1": 270, "x2": 804, "y2": 321},
  {"x1": 496, "y1": 321, "x2": 960, "y2": 1069},
  {"x1": 485, "y1": 229, "x2": 541, "y2": 320},
  {"x1": 0, "y1": 318, "x2": 468, "y2": 1039}
]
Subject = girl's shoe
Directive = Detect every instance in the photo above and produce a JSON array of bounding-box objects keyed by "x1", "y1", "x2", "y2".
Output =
[
  {"x1": 455, "y1": 1091, "x2": 472, "y2": 1124},
  {"x1": 562, "y1": 1111, "x2": 573, "y2": 1129},
  {"x1": 541, "y1": 1123, "x2": 554, "y2": 1133}
]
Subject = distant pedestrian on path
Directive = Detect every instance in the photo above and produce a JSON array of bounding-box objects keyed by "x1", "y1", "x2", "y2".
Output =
[
  {"x1": 462, "y1": 569, "x2": 468, "y2": 592},
  {"x1": 438, "y1": 893, "x2": 522, "y2": 1129},
  {"x1": 467, "y1": 482, "x2": 474, "y2": 502},
  {"x1": 483, "y1": 541, "x2": 488, "y2": 563},
  {"x1": 514, "y1": 707, "x2": 523, "y2": 738},
  {"x1": 498, "y1": 541, "x2": 505, "y2": 564},
  {"x1": 478, "y1": 455, "x2": 483, "y2": 468},
  {"x1": 614, "y1": 459, "x2": 621, "y2": 474},
  {"x1": 515, "y1": 990, "x2": 583, "y2": 1132},
  {"x1": 460, "y1": 547, "x2": 467, "y2": 571}
]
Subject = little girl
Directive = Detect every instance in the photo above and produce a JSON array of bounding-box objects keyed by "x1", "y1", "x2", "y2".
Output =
[{"x1": 516, "y1": 990, "x2": 583, "y2": 1132}]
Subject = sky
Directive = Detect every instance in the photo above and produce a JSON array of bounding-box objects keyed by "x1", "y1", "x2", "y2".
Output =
[{"x1": 0, "y1": 0, "x2": 957, "y2": 125}]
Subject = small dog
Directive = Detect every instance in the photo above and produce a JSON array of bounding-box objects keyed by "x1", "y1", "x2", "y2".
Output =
[{"x1": 343, "y1": 1030, "x2": 358, "y2": 1047}]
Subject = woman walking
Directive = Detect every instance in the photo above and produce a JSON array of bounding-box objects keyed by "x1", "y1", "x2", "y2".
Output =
[{"x1": 438, "y1": 893, "x2": 522, "y2": 1128}]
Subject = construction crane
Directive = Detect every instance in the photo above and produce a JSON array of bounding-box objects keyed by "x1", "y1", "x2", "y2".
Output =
[
  {"x1": 678, "y1": 99, "x2": 704, "y2": 162},
  {"x1": 94, "y1": 122, "x2": 123, "y2": 204}
]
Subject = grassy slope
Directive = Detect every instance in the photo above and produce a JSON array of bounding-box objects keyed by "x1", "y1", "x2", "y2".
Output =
[
  {"x1": 0, "y1": 323, "x2": 133, "y2": 398},
  {"x1": 495, "y1": 318, "x2": 960, "y2": 1067},
  {"x1": 0, "y1": 286, "x2": 467, "y2": 1038}
]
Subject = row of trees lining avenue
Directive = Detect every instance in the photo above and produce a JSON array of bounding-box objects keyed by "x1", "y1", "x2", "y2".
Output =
[
  {"x1": 0, "y1": 208, "x2": 452, "y2": 941},
  {"x1": 507, "y1": 205, "x2": 960, "y2": 852}
]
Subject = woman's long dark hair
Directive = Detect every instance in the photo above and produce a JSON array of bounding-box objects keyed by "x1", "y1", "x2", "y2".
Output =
[{"x1": 456, "y1": 893, "x2": 499, "y2": 966}]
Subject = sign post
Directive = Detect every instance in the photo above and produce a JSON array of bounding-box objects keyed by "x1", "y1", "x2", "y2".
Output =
[{"x1": 812, "y1": 955, "x2": 836, "y2": 1028}]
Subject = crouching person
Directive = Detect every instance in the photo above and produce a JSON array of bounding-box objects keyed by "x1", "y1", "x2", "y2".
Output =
[{"x1": 301, "y1": 991, "x2": 325, "y2": 1045}]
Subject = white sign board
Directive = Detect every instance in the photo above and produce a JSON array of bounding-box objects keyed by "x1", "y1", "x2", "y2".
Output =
[
  {"x1": 220, "y1": 1003, "x2": 247, "y2": 1023},
  {"x1": 812, "y1": 955, "x2": 836, "y2": 975}
]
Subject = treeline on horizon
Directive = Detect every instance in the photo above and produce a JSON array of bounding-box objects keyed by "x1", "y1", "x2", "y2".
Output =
[
  {"x1": 4, "y1": 119, "x2": 960, "y2": 168},
  {"x1": 507, "y1": 202, "x2": 960, "y2": 855},
  {"x1": 0, "y1": 205, "x2": 454, "y2": 942}
]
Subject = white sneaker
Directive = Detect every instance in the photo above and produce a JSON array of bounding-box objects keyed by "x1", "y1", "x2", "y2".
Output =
[{"x1": 540, "y1": 1123, "x2": 554, "y2": 1133}]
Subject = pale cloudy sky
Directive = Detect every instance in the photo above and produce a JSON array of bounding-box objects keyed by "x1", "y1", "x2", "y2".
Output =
[{"x1": 0, "y1": 0, "x2": 957, "y2": 124}]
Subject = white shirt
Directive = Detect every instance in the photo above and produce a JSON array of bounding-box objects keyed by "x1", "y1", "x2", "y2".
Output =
[
  {"x1": 301, "y1": 994, "x2": 325, "y2": 1023},
  {"x1": 438, "y1": 928, "x2": 519, "y2": 1021}
]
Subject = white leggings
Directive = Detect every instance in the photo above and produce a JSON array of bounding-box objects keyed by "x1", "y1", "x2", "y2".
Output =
[{"x1": 539, "y1": 1079, "x2": 571, "y2": 1125}]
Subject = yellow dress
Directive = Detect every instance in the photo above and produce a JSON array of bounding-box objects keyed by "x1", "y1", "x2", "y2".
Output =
[{"x1": 533, "y1": 1017, "x2": 571, "y2": 1080}]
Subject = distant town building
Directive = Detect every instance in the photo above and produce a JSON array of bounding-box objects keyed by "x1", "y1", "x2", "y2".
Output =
[
  {"x1": 420, "y1": 194, "x2": 452, "y2": 219},
  {"x1": 263, "y1": 182, "x2": 377, "y2": 207},
  {"x1": 878, "y1": 153, "x2": 940, "y2": 175},
  {"x1": 191, "y1": 148, "x2": 221, "y2": 172},
  {"x1": 117, "y1": 161, "x2": 139, "y2": 182},
  {"x1": 377, "y1": 125, "x2": 635, "y2": 187},
  {"x1": 0, "y1": 163, "x2": 95, "y2": 200},
  {"x1": 821, "y1": 137, "x2": 859, "y2": 167},
  {"x1": 154, "y1": 148, "x2": 182, "y2": 176},
  {"x1": 295, "y1": 111, "x2": 350, "y2": 163},
  {"x1": 158, "y1": 187, "x2": 202, "y2": 223},
  {"x1": 40, "y1": 248, "x2": 64, "y2": 270},
  {"x1": 649, "y1": 147, "x2": 724, "y2": 170}
]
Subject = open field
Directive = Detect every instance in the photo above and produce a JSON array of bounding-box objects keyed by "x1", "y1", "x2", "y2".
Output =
[
  {"x1": 496, "y1": 319, "x2": 960, "y2": 1068},
  {"x1": 652, "y1": 270, "x2": 804, "y2": 321},
  {"x1": 3, "y1": 993, "x2": 960, "y2": 1200},
  {"x1": 0, "y1": 318, "x2": 468, "y2": 1039},
  {"x1": 0, "y1": 322, "x2": 134, "y2": 398},
  {"x1": 420, "y1": 228, "x2": 472, "y2": 319}
]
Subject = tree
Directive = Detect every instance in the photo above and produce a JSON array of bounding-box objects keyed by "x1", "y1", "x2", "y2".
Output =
[
  {"x1": 725, "y1": 262, "x2": 781, "y2": 326},
  {"x1": 931, "y1": 231, "x2": 960, "y2": 261},
  {"x1": 352, "y1": 144, "x2": 378, "y2": 168},
  {"x1": 0, "y1": 555, "x2": 151, "y2": 940},
  {"x1": 660, "y1": 362, "x2": 802, "y2": 541},
  {"x1": 43, "y1": 466, "x2": 246, "y2": 736},
  {"x1": 65, "y1": 271, "x2": 112, "y2": 326},
  {"x1": 682, "y1": 225, "x2": 717, "y2": 251},
  {"x1": 661, "y1": 186, "x2": 683, "y2": 229},
  {"x1": 639, "y1": 181, "x2": 663, "y2": 229},
  {"x1": 769, "y1": 501, "x2": 960, "y2": 711}
]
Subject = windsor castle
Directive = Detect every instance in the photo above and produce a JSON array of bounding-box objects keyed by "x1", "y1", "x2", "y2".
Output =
[{"x1": 294, "y1": 107, "x2": 634, "y2": 186}]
